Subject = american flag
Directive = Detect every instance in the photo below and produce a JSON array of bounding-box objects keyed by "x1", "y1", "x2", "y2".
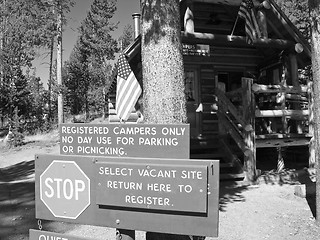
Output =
[
  {"x1": 116, "y1": 54, "x2": 142, "y2": 121},
  {"x1": 238, "y1": 0, "x2": 261, "y2": 44}
]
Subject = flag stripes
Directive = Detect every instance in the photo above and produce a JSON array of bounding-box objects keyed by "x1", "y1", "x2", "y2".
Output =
[
  {"x1": 116, "y1": 54, "x2": 142, "y2": 121},
  {"x1": 238, "y1": 0, "x2": 261, "y2": 44}
]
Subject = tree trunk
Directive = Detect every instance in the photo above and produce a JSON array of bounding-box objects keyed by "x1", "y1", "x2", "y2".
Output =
[
  {"x1": 141, "y1": 0, "x2": 187, "y2": 124},
  {"x1": 309, "y1": 0, "x2": 320, "y2": 224},
  {"x1": 140, "y1": 1, "x2": 188, "y2": 240},
  {"x1": 57, "y1": 0, "x2": 64, "y2": 124},
  {"x1": 48, "y1": 36, "x2": 54, "y2": 122},
  {"x1": 0, "y1": 0, "x2": 6, "y2": 86}
]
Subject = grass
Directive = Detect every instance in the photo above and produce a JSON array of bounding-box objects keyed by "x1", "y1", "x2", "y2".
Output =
[
  {"x1": 24, "y1": 129, "x2": 59, "y2": 142},
  {"x1": 0, "y1": 129, "x2": 59, "y2": 151}
]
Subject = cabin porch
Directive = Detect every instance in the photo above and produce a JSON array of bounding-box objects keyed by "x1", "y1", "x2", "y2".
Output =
[{"x1": 188, "y1": 73, "x2": 312, "y2": 181}]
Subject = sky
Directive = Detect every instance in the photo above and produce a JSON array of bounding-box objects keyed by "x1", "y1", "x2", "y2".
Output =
[{"x1": 33, "y1": 0, "x2": 140, "y2": 88}]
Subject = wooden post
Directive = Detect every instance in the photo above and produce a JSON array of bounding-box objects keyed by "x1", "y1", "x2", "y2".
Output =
[
  {"x1": 280, "y1": 54, "x2": 289, "y2": 134},
  {"x1": 257, "y1": 8, "x2": 268, "y2": 39},
  {"x1": 216, "y1": 76, "x2": 227, "y2": 136},
  {"x1": 289, "y1": 54, "x2": 299, "y2": 85},
  {"x1": 184, "y1": 0, "x2": 194, "y2": 34},
  {"x1": 242, "y1": 78, "x2": 256, "y2": 182},
  {"x1": 308, "y1": 80, "x2": 315, "y2": 167},
  {"x1": 257, "y1": 0, "x2": 271, "y2": 39},
  {"x1": 289, "y1": 53, "x2": 303, "y2": 133}
]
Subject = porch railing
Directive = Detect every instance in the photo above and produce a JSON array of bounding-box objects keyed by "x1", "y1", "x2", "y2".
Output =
[
  {"x1": 215, "y1": 77, "x2": 311, "y2": 180},
  {"x1": 253, "y1": 83, "x2": 310, "y2": 135},
  {"x1": 216, "y1": 78, "x2": 311, "y2": 140},
  {"x1": 214, "y1": 87, "x2": 247, "y2": 152}
]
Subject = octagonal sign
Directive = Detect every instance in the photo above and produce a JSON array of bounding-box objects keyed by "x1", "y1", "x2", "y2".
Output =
[{"x1": 40, "y1": 160, "x2": 90, "y2": 219}]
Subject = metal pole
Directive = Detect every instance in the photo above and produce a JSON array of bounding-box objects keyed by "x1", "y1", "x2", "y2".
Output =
[
  {"x1": 132, "y1": 13, "x2": 141, "y2": 39},
  {"x1": 230, "y1": 15, "x2": 239, "y2": 37}
]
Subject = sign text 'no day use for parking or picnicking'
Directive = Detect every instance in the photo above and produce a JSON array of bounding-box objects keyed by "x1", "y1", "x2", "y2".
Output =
[{"x1": 59, "y1": 123, "x2": 190, "y2": 159}]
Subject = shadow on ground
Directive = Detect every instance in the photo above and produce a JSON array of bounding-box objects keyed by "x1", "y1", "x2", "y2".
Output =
[
  {"x1": 0, "y1": 160, "x2": 34, "y2": 182},
  {"x1": 0, "y1": 160, "x2": 77, "y2": 240},
  {"x1": 219, "y1": 181, "x2": 249, "y2": 212},
  {"x1": 295, "y1": 170, "x2": 316, "y2": 218}
]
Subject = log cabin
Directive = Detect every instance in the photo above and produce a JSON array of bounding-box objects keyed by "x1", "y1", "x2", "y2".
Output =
[{"x1": 110, "y1": 0, "x2": 312, "y2": 181}]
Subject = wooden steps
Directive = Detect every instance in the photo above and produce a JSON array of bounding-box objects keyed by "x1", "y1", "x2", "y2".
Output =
[{"x1": 190, "y1": 135, "x2": 244, "y2": 181}]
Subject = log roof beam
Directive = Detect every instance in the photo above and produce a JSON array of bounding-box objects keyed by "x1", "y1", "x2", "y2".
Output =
[{"x1": 181, "y1": 31, "x2": 298, "y2": 51}]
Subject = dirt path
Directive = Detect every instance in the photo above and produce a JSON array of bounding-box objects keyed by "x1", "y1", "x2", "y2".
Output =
[{"x1": 1, "y1": 140, "x2": 320, "y2": 240}]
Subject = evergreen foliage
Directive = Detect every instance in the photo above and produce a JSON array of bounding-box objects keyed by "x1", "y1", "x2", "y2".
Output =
[
  {"x1": 274, "y1": 0, "x2": 310, "y2": 40},
  {"x1": 64, "y1": 0, "x2": 119, "y2": 119},
  {"x1": 6, "y1": 108, "x2": 24, "y2": 148},
  {"x1": 118, "y1": 24, "x2": 134, "y2": 50},
  {"x1": 0, "y1": 0, "x2": 74, "y2": 139}
]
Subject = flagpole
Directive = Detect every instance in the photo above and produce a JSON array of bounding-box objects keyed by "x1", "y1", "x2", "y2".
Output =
[{"x1": 230, "y1": 15, "x2": 239, "y2": 37}]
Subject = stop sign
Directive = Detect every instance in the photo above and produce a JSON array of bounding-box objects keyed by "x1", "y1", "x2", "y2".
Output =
[{"x1": 40, "y1": 160, "x2": 90, "y2": 219}]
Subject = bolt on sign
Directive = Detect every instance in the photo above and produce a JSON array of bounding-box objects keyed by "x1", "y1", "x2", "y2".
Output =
[
  {"x1": 35, "y1": 154, "x2": 219, "y2": 237},
  {"x1": 29, "y1": 229, "x2": 90, "y2": 240},
  {"x1": 59, "y1": 123, "x2": 190, "y2": 159}
]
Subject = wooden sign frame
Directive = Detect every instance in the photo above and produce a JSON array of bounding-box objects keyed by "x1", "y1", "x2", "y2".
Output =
[{"x1": 35, "y1": 154, "x2": 219, "y2": 237}]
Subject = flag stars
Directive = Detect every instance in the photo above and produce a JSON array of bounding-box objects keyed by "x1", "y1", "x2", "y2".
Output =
[
  {"x1": 244, "y1": 0, "x2": 254, "y2": 9},
  {"x1": 118, "y1": 54, "x2": 131, "y2": 80}
]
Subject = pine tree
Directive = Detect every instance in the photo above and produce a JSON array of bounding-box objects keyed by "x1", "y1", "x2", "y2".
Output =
[
  {"x1": 64, "y1": 41, "x2": 90, "y2": 115},
  {"x1": 0, "y1": 0, "x2": 74, "y2": 127},
  {"x1": 65, "y1": 0, "x2": 119, "y2": 120},
  {"x1": 119, "y1": 24, "x2": 134, "y2": 50},
  {"x1": 79, "y1": 0, "x2": 119, "y2": 63}
]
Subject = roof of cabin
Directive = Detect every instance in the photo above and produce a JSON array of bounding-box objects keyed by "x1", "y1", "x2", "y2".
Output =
[{"x1": 125, "y1": 0, "x2": 311, "y2": 68}]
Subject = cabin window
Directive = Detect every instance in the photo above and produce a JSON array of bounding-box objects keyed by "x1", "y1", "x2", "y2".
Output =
[{"x1": 216, "y1": 71, "x2": 243, "y2": 92}]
